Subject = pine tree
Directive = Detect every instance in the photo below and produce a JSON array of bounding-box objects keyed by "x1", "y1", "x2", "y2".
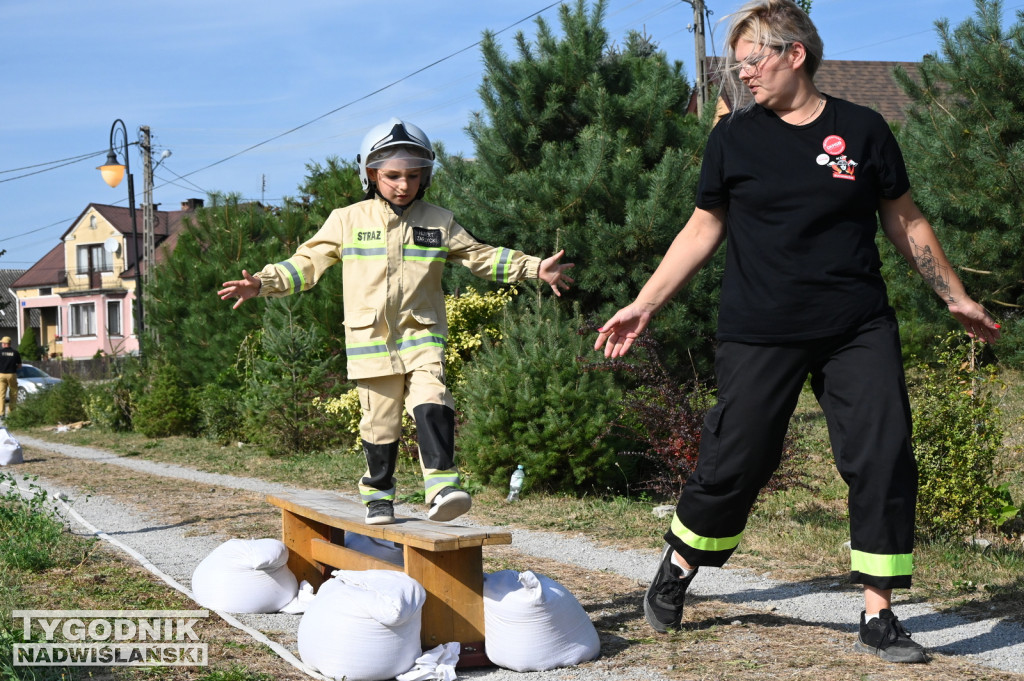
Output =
[
  {"x1": 241, "y1": 296, "x2": 344, "y2": 453},
  {"x1": 432, "y1": 0, "x2": 720, "y2": 376},
  {"x1": 133, "y1": 362, "x2": 197, "y2": 438},
  {"x1": 891, "y1": 0, "x2": 1024, "y2": 364},
  {"x1": 147, "y1": 177, "x2": 357, "y2": 387},
  {"x1": 457, "y1": 297, "x2": 625, "y2": 493},
  {"x1": 290, "y1": 157, "x2": 365, "y2": 224}
]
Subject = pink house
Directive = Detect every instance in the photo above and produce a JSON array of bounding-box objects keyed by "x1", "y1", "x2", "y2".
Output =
[{"x1": 11, "y1": 200, "x2": 202, "y2": 359}]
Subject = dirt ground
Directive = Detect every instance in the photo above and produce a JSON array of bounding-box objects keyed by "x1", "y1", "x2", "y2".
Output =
[{"x1": 15, "y1": 443, "x2": 1024, "y2": 681}]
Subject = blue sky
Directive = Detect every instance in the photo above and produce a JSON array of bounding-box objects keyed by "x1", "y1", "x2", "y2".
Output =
[{"x1": 2, "y1": 0, "x2": 1020, "y2": 271}]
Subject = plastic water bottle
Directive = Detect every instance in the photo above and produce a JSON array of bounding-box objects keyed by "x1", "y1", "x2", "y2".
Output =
[{"x1": 507, "y1": 465, "x2": 525, "y2": 502}]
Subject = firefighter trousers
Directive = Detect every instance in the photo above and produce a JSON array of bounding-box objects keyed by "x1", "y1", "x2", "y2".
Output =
[
  {"x1": 0, "y1": 373, "x2": 16, "y2": 416},
  {"x1": 666, "y1": 315, "x2": 917, "y2": 590},
  {"x1": 356, "y1": 363, "x2": 459, "y2": 506}
]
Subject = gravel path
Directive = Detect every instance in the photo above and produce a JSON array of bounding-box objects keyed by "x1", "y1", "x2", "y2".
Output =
[{"x1": 10, "y1": 434, "x2": 1024, "y2": 678}]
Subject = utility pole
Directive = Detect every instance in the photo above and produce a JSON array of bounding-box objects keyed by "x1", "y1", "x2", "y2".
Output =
[
  {"x1": 140, "y1": 126, "x2": 155, "y2": 292},
  {"x1": 691, "y1": 0, "x2": 709, "y2": 117}
]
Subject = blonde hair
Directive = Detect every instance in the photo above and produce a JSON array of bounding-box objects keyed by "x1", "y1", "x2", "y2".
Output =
[{"x1": 719, "y1": 0, "x2": 823, "y2": 112}]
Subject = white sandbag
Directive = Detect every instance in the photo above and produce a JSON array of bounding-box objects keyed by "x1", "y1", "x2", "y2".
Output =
[
  {"x1": 298, "y1": 570, "x2": 425, "y2": 681},
  {"x1": 279, "y1": 580, "x2": 315, "y2": 614},
  {"x1": 397, "y1": 642, "x2": 459, "y2": 681},
  {"x1": 483, "y1": 569, "x2": 600, "y2": 672},
  {"x1": 344, "y1": 531, "x2": 404, "y2": 567},
  {"x1": 190, "y1": 538, "x2": 297, "y2": 613},
  {"x1": 0, "y1": 428, "x2": 23, "y2": 466}
]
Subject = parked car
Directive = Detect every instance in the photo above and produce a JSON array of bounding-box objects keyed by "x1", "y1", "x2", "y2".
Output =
[{"x1": 7, "y1": 364, "x2": 62, "y2": 403}]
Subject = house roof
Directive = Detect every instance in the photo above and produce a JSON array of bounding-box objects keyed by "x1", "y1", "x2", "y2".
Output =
[
  {"x1": 1, "y1": 269, "x2": 38, "y2": 330},
  {"x1": 10, "y1": 244, "x2": 65, "y2": 289},
  {"x1": 694, "y1": 58, "x2": 921, "y2": 124},
  {"x1": 0, "y1": 268, "x2": 27, "y2": 310},
  {"x1": 11, "y1": 200, "x2": 203, "y2": 289},
  {"x1": 813, "y1": 60, "x2": 920, "y2": 124},
  {"x1": 0, "y1": 268, "x2": 27, "y2": 293},
  {"x1": 118, "y1": 204, "x2": 198, "y2": 278}
]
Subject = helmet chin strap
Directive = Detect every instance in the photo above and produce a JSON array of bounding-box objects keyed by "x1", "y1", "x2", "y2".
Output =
[{"x1": 365, "y1": 186, "x2": 415, "y2": 215}]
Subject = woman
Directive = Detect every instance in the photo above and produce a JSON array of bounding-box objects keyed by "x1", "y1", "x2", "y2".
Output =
[{"x1": 594, "y1": 0, "x2": 999, "y2": 664}]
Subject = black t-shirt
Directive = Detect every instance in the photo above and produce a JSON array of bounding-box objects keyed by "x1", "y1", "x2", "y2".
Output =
[
  {"x1": 696, "y1": 96, "x2": 911, "y2": 342},
  {"x1": 0, "y1": 347, "x2": 20, "y2": 374}
]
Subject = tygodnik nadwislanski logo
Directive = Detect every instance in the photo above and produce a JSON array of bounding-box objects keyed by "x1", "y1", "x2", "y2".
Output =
[{"x1": 12, "y1": 610, "x2": 209, "y2": 667}]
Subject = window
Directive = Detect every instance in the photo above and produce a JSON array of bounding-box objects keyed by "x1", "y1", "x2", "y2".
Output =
[
  {"x1": 106, "y1": 300, "x2": 122, "y2": 336},
  {"x1": 76, "y1": 244, "x2": 112, "y2": 275},
  {"x1": 39, "y1": 287, "x2": 52, "y2": 296},
  {"x1": 69, "y1": 303, "x2": 96, "y2": 337}
]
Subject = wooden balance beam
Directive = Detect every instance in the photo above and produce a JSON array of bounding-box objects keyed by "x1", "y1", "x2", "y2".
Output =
[{"x1": 266, "y1": 490, "x2": 511, "y2": 662}]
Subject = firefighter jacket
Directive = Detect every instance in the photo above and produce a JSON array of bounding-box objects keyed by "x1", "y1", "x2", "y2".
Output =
[{"x1": 254, "y1": 196, "x2": 541, "y2": 380}]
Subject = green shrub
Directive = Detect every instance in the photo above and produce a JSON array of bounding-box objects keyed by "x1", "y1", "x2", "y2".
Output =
[
  {"x1": 17, "y1": 328, "x2": 41, "y2": 362},
  {"x1": 82, "y1": 357, "x2": 145, "y2": 432},
  {"x1": 133, "y1": 362, "x2": 199, "y2": 438},
  {"x1": 5, "y1": 375, "x2": 86, "y2": 428},
  {"x1": 42, "y1": 374, "x2": 87, "y2": 425},
  {"x1": 85, "y1": 382, "x2": 133, "y2": 432},
  {"x1": 3, "y1": 392, "x2": 49, "y2": 429},
  {"x1": 457, "y1": 298, "x2": 623, "y2": 493},
  {"x1": 196, "y1": 383, "x2": 245, "y2": 445},
  {"x1": 909, "y1": 333, "x2": 1019, "y2": 540}
]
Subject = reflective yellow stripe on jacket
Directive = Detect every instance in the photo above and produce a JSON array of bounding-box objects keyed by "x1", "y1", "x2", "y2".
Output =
[{"x1": 254, "y1": 197, "x2": 540, "y2": 380}]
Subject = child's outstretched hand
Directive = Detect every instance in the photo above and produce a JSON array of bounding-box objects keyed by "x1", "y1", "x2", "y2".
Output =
[
  {"x1": 218, "y1": 269, "x2": 261, "y2": 309},
  {"x1": 539, "y1": 250, "x2": 575, "y2": 297}
]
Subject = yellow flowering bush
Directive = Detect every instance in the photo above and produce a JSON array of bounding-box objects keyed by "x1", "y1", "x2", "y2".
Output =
[
  {"x1": 314, "y1": 390, "x2": 361, "y2": 438},
  {"x1": 445, "y1": 286, "x2": 516, "y2": 393}
]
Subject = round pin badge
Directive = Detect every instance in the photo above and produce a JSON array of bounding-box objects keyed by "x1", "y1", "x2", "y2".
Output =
[
  {"x1": 823, "y1": 135, "x2": 846, "y2": 155},
  {"x1": 816, "y1": 153, "x2": 830, "y2": 166}
]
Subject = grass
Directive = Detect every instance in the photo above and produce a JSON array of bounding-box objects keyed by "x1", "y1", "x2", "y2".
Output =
[
  {"x1": 5, "y1": 366, "x2": 1024, "y2": 679},
  {"x1": 0, "y1": 472, "x2": 310, "y2": 681},
  {"x1": 23, "y1": 368, "x2": 1024, "y2": 624}
]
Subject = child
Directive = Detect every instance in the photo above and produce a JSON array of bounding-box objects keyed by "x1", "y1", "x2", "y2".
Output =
[{"x1": 220, "y1": 118, "x2": 574, "y2": 525}]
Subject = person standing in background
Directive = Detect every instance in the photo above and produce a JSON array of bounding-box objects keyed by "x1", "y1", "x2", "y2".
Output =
[{"x1": 0, "y1": 337, "x2": 22, "y2": 418}]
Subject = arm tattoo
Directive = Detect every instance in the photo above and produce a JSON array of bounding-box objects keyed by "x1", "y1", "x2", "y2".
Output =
[{"x1": 909, "y1": 236, "x2": 954, "y2": 302}]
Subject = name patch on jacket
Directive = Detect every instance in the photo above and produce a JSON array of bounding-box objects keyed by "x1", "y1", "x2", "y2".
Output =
[
  {"x1": 356, "y1": 230, "x2": 382, "y2": 242},
  {"x1": 412, "y1": 227, "x2": 443, "y2": 248}
]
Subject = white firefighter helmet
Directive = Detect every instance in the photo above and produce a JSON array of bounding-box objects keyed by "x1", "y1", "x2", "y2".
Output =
[{"x1": 357, "y1": 118, "x2": 436, "y2": 193}]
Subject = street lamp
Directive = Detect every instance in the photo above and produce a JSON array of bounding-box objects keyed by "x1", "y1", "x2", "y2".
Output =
[{"x1": 97, "y1": 118, "x2": 144, "y2": 339}]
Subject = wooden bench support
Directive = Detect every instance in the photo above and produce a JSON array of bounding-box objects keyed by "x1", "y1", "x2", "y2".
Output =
[
  {"x1": 267, "y1": 490, "x2": 510, "y2": 662},
  {"x1": 407, "y1": 544, "x2": 484, "y2": 647},
  {"x1": 280, "y1": 509, "x2": 331, "y2": 586}
]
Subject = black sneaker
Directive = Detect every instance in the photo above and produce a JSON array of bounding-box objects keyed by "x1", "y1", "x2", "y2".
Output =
[
  {"x1": 854, "y1": 609, "x2": 930, "y2": 663},
  {"x1": 427, "y1": 487, "x2": 472, "y2": 522},
  {"x1": 644, "y1": 544, "x2": 698, "y2": 633},
  {"x1": 365, "y1": 499, "x2": 395, "y2": 525}
]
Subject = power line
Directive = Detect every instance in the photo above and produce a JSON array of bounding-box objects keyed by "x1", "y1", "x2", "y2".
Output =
[
  {"x1": 0, "y1": 149, "x2": 108, "y2": 175},
  {"x1": 155, "y1": 165, "x2": 209, "y2": 196},
  {"x1": 0, "y1": 150, "x2": 108, "y2": 184},
  {"x1": 171, "y1": 1, "x2": 564, "y2": 184},
  {"x1": 2, "y1": 3, "x2": 565, "y2": 252},
  {"x1": 0, "y1": 218, "x2": 71, "y2": 244}
]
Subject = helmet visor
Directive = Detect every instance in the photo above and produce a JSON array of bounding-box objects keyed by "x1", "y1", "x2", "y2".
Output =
[{"x1": 366, "y1": 146, "x2": 434, "y2": 170}]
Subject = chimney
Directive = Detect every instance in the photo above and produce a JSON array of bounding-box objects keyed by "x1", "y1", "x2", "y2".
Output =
[{"x1": 181, "y1": 198, "x2": 204, "y2": 211}]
